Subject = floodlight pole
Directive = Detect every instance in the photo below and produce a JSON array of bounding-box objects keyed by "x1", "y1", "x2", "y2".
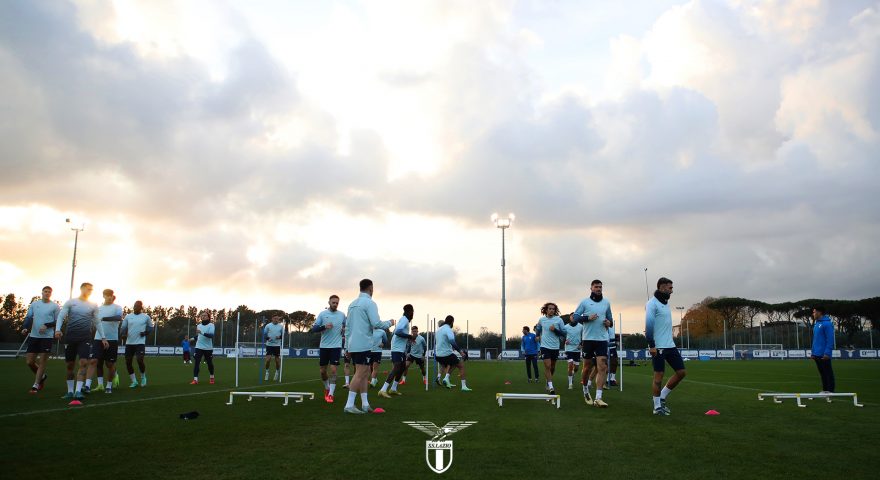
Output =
[
  {"x1": 676, "y1": 307, "x2": 685, "y2": 347},
  {"x1": 492, "y1": 213, "x2": 515, "y2": 352},
  {"x1": 65, "y1": 219, "x2": 85, "y2": 300}
]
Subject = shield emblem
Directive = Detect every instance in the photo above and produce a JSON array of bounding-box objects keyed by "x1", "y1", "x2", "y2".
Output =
[{"x1": 425, "y1": 440, "x2": 454, "y2": 474}]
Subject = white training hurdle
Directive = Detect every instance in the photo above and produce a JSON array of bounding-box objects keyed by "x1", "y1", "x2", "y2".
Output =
[
  {"x1": 226, "y1": 391, "x2": 315, "y2": 406},
  {"x1": 757, "y1": 392, "x2": 863, "y2": 408},
  {"x1": 496, "y1": 393, "x2": 561, "y2": 409}
]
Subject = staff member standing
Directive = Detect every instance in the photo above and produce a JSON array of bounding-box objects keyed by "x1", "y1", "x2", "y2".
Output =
[
  {"x1": 811, "y1": 306, "x2": 835, "y2": 393},
  {"x1": 520, "y1": 326, "x2": 539, "y2": 383}
]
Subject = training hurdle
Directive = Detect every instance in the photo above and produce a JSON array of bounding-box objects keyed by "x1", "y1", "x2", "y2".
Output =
[
  {"x1": 496, "y1": 393, "x2": 561, "y2": 409},
  {"x1": 757, "y1": 392, "x2": 863, "y2": 408},
  {"x1": 226, "y1": 391, "x2": 315, "y2": 406}
]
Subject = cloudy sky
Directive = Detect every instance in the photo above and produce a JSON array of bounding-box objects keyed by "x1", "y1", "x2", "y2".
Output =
[{"x1": 1, "y1": 0, "x2": 878, "y2": 336}]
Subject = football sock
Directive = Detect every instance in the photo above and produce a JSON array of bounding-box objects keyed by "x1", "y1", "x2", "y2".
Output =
[
  {"x1": 345, "y1": 392, "x2": 356, "y2": 408},
  {"x1": 380, "y1": 382, "x2": 390, "y2": 392},
  {"x1": 66, "y1": 380, "x2": 74, "y2": 393},
  {"x1": 360, "y1": 392, "x2": 370, "y2": 409},
  {"x1": 660, "y1": 386, "x2": 672, "y2": 400},
  {"x1": 653, "y1": 396, "x2": 662, "y2": 409}
]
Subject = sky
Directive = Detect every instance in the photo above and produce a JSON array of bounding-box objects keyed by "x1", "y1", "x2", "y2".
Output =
[{"x1": 1, "y1": 0, "x2": 878, "y2": 337}]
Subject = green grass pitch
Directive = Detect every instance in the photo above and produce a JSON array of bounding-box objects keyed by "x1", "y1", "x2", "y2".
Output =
[{"x1": 1, "y1": 357, "x2": 878, "y2": 479}]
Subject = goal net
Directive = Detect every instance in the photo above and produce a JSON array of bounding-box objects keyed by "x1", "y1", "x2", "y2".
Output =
[
  {"x1": 732, "y1": 344, "x2": 783, "y2": 360},
  {"x1": 234, "y1": 342, "x2": 285, "y2": 387}
]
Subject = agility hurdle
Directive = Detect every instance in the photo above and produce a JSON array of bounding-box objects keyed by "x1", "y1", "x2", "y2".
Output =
[
  {"x1": 757, "y1": 392, "x2": 863, "y2": 408},
  {"x1": 226, "y1": 391, "x2": 315, "y2": 406},
  {"x1": 496, "y1": 393, "x2": 561, "y2": 409}
]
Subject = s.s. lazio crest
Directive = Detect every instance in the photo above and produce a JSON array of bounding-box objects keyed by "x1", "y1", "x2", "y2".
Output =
[{"x1": 403, "y1": 421, "x2": 477, "y2": 474}]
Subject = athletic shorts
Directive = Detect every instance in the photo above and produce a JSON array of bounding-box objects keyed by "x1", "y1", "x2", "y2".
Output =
[
  {"x1": 608, "y1": 347, "x2": 619, "y2": 358},
  {"x1": 65, "y1": 340, "x2": 91, "y2": 361},
  {"x1": 27, "y1": 337, "x2": 53, "y2": 354},
  {"x1": 194, "y1": 348, "x2": 213, "y2": 360},
  {"x1": 368, "y1": 352, "x2": 382, "y2": 364},
  {"x1": 266, "y1": 345, "x2": 281, "y2": 357},
  {"x1": 349, "y1": 351, "x2": 370, "y2": 366},
  {"x1": 437, "y1": 354, "x2": 460, "y2": 367},
  {"x1": 407, "y1": 355, "x2": 425, "y2": 368},
  {"x1": 582, "y1": 340, "x2": 608, "y2": 359},
  {"x1": 319, "y1": 347, "x2": 341, "y2": 366},
  {"x1": 391, "y1": 351, "x2": 406, "y2": 363},
  {"x1": 125, "y1": 344, "x2": 146, "y2": 358},
  {"x1": 565, "y1": 351, "x2": 581, "y2": 362},
  {"x1": 540, "y1": 347, "x2": 559, "y2": 361},
  {"x1": 90, "y1": 340, "x2": 119, "y2": 362},
  {"x1": 652, "y1": 347, "x2": 685, "y2": 373}
]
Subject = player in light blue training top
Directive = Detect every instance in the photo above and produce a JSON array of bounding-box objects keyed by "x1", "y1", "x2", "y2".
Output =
[
  {"x1": 536, "y1": 303, "x2": 566, "y2": 394},
  {"x1": 55, "y1": 282, "x2": 98, "y2": 402},
  {"x1": 86, "y1": 289, "x2": 123, "y2": 394},
  {"x1": 192, "y1": 310, "x2": 216, "y2": 385},
  {"x1": 434, "y1": 315, "x2": 471, "y2": 391},
  {"x1": 21, "y1": 286, "x2": 60, "y2": 394},
  {"x1": 562, "y1": 319, "x2": 583, "y2": 390},
  {"x1": 121, "y1": 300, "x2": 152, "y2": 389},
  {"x1": 607, "y1": 324, "x2": 619, "y2": 387},
  {"x1": 402, "y1": 325, "x2": 427, "y2": 386},
  {"x1": 379, "y1": 304, "x2": 415, "y2": 397},
  {"x1": 342, "y1": 279, "x2": 393, "y2": 414},
  {"x1": 645, "y1": 277, "x2": 685, "y2": 416},
  {"x1": 263, "y1": 314, "x2": 285, "y2": 382},
  {"x1": 573, "y1": 279, "x2": 614, "y2": 407},
  {"x1": 369, "y1": 327, "x2": 388, "y2": 388},
  {"x1": 311, "y1": 295, "x2": 346, "y2": 403}
]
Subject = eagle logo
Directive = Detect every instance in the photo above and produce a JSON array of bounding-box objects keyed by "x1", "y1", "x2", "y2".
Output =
[{"x1": 403, "y1": 421, "x2": 477, "y2": 474}]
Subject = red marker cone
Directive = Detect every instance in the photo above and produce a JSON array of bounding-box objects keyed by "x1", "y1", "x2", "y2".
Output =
[{"x1": 705, "y1": 409, "x2": 720, "y2": 415}]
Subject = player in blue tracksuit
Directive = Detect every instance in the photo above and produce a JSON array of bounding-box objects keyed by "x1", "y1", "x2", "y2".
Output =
[
  {"x1": 520, "y1": 326, "x2": 539, "y2": 382},
  {"x1": 645, "y1": 277, "x2": 686, "y2": 416},
  {"x1": 55, "y1": 282, "x2": 98, "y2": 402},
  {"x1": 21, "y1": 286, "x2": 60, "y2": 393},
  {"x1": 810, "y1": 306, "x2": 835, "y2": 393}
]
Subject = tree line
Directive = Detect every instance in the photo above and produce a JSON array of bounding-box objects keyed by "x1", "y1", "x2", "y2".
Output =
[{"x1": 676, "y1": 296, "x2": 880, "y2": 348}]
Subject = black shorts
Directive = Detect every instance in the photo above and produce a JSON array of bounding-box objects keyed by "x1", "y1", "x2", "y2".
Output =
[
  {"x1": 608, "y1": 347, "x2": 619, "y2": 358},
  {"x1": 266, "y1": 345, "x2": 281, "y2": 357},
  {"x1": 565, "y1": 351, "x2": 581, "y2": 362},
  {"x1": 652, "y1": 348, "x2": 685, "y2": 372},
  {"x1": 194, "y1": 348, "x2": 213, "y2": 360},
  {"x1": 319, "y1": 347, "x2": 341, "y2": 366},
  {"x1": 540, "y1": 347, "x2": 559, "y2": 361},
  {"x1": 368, "y1": 352, "x2": 382, "y2": 364},
  {"x1": 90, "y1": 340, "x2": 119, "y2": 362},
  {"x1": 437, "y1": 354, "x2": 460, "y2": 367},
  {"x1": 406, "y1": 355, "x2": 425, "y2": 368},
  {"x1": 125, "y1": 344, "x2": 146, "y2": 358},
  {"x1": 26, "y1": 337, "x2": 53, "y2": 354},
  {"x1": 350, "y1": 351, "x2": 370, "y2": 366},
  {"x1": 65, "y1": 340, "x2": 91, "y2": 361},
  {"x1": 391, "y1": 351, "x2": 406, "y2": 363},
  {"x1": 582, "y1": 340, "x2": 609, "y2": 359}
]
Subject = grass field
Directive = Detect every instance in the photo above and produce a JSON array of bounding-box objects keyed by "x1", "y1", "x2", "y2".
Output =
[{"x1": 2, "y1": 356, "x2": 878, "y2": 479}]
